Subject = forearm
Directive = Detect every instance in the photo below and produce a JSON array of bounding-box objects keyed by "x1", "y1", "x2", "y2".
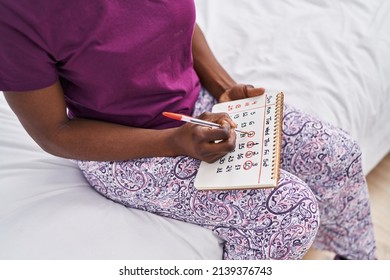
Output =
[
  {"x1": 4, "y1": 83, "x2": 179, "y2": 161},
  {"x1": 192, "y1": 24, "x2": 237, "y2": 100},
  {"x1": 43, "y1": 118, "x2": 179, "y2": 161}
]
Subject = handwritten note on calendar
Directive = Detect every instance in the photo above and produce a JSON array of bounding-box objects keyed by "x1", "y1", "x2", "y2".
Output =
[{"x1": 194, "y1": 91, "x2": 284, "y2": 190}]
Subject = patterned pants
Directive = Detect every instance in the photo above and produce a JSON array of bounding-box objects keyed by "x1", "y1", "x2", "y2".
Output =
[{"x1": 77, "y1": 90, "x2": 376, "y2": 260}]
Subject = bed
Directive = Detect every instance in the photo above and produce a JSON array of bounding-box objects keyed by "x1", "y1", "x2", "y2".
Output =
[{"x1": 1, "y1": 0, "x2": 389, "y2": 259}]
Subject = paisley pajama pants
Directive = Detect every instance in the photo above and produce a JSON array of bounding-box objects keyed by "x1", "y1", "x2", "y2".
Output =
[{"x1": 77, "y1": 89, "x2": 376, "y2": 260}]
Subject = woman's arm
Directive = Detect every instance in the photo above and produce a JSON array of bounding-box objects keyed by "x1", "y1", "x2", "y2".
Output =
[
  {"x1": 192, "y1": 24, "x2": 264, "y2": 102},
  {"x1": 3, "y1": 81, "x2": 236, "y2": 162},
  {"x1": 192, "y1": 24, "x2": 237, "y2": 100}
]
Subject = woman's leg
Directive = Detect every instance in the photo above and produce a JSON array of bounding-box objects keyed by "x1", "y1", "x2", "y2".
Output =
[
  {"x1": 281, "y1": 104, "x2": 376, "y2": 259},
  {"x1": 76, "y1": 90, "x2": 319, "y2": 260},
  {"x1": 77, "y1": 158, "x2": 319, "y2": 260}
]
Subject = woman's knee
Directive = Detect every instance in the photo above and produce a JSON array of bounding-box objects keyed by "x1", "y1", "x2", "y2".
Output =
[
  {"x1": 265, "y1": 171, "x2": 320, "y2": 259},
  {"x1": 270, "y1": 171, "x2": 319, "y2": 224},
  {"x1": 281, "y1": 104, "x2": 365, "y2": 198}
]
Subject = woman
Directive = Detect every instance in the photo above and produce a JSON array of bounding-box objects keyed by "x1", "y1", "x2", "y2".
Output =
[{"x1": 0, "y1": 0, "x2": 376, "y2": 259}]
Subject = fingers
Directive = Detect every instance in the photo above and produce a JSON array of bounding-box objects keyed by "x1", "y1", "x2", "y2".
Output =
[
  {"x1": 197, "y1": 125, "x2": 236, "y2": 163},
  {"x1": 194, "y1": 112, "x2": 235, "y2": 143},
  {"x1": 246, "y1": 86, "x2": 265, "y2": 97},
  {"x1": 198, "y1": 112, "x2": 237, "y2": 129},
  {"x1": 190, "y1": 113, "x2": 237, "y2": 162},
  {"x1": 199, "y1": 121, "x2": 235, "y2": 143},
  {"x1": 219, "y1": 84, "x2": 265, "y2": 102}
]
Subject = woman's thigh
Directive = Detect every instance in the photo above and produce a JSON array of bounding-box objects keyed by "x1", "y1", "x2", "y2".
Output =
[{"x1": 77, "y1": 156, "x2": 319, "y2": 259}]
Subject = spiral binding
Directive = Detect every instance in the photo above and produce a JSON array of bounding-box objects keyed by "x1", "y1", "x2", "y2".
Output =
[{"x1": 271, "y1": 92, "x2": 284, "y2": 184}]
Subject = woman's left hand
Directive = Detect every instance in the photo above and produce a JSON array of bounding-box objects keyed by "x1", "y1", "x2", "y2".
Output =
[{"x1": 219, "y1": 84, "x2": 265, "y2": 103}]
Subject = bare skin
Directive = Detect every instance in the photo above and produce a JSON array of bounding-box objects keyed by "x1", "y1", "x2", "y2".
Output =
[{"x1": 4, "y1": 24, "x2": 264, "y2": 163}]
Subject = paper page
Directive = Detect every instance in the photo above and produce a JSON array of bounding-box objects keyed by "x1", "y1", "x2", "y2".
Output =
[{"x1": 194, "y1": 92, "x2": 281, "y2": 190}]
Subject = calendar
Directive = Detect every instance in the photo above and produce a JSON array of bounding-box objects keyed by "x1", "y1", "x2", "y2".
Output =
[{"x1": 194, "y1": 91, "x2": 284, "y2": 190}]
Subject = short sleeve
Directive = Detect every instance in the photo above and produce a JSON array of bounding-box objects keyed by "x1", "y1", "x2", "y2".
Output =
[{"x1": 0, "y1": 8, "x2": 58, "y2": 91}]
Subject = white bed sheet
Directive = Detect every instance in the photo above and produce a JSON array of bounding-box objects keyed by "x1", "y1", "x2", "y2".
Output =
[
  {"x1": 1, "y1": 0, "x2": 390, "y2": 260},
  {"x1": 196, "y1": 0, "x2": 390, "y2": 174}
]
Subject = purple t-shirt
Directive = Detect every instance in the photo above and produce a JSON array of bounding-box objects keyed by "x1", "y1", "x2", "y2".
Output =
[{"x1": 0, "y1": 0, "x2": 201, "y2": 129}]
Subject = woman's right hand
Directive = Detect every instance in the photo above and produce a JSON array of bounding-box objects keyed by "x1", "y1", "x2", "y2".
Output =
[{"x1": 171, "y1": 112, "x2": 237, "y2": 163}]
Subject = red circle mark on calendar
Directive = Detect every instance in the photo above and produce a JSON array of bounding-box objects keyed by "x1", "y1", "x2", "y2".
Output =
[
  {"x1": 246, "y1": 141, "x2": 255, "y2": 148},
  {"x1": 243, "y1": 160, "x2": 253, "y2": 170},
  {"x1": 247, "y1": 131, "x2": 255, "y2": 138},
  {"x1": 245, "y1": 151, "x2": 253, "y2": 158}
]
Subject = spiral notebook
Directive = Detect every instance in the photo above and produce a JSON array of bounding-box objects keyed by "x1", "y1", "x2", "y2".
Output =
[{"x1": 194, "y1": 91, "x2": 284, "y2": 190}]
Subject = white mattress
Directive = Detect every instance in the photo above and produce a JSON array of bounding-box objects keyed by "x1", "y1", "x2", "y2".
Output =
[
  {"x1": 195, "y1": 0, "x2": 390, "y2": 174},
  {"x1": 1, "y1": 0, "x2": 389, "y2": 259}
]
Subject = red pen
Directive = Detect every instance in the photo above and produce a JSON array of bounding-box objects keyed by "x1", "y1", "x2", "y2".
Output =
[{"x1": 162, "y1": 112, "x2": 248, "y2": 135}]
